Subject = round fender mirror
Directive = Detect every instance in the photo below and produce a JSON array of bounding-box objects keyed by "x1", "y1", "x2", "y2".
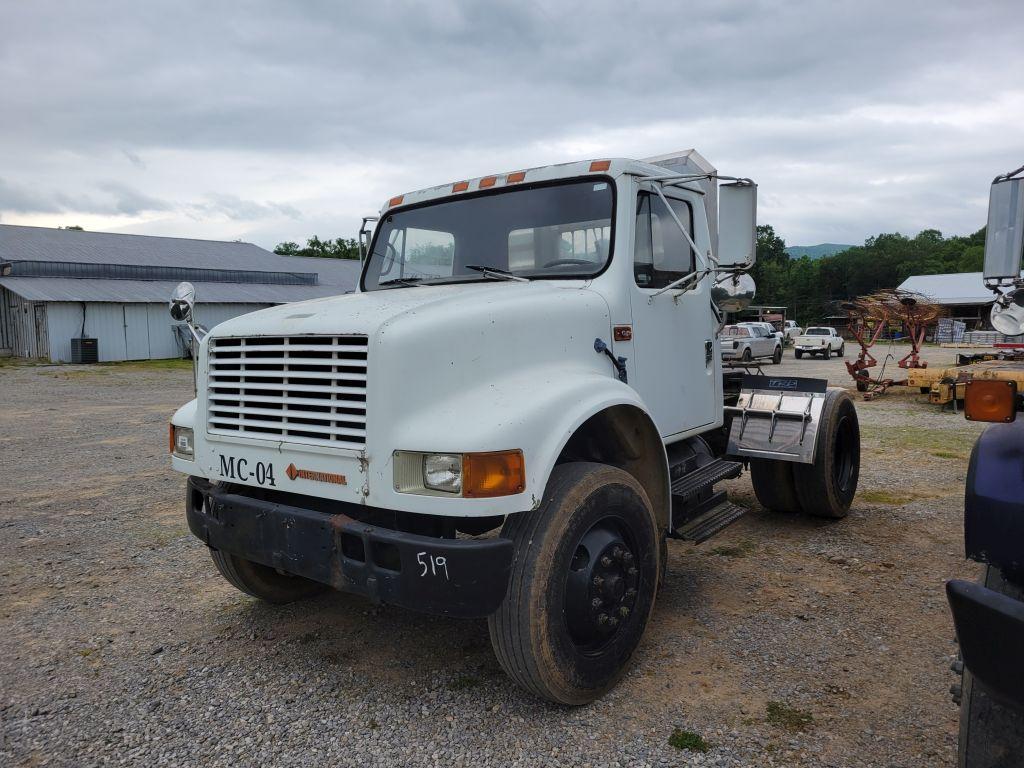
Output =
[
  {"x1": 169, "y1": 281, "x2": 196, "y2": 323},
  {"x1": 991, "y1": 287, "x2": 1024, "y2": 336},
  {"x1": 712, "y1": 273, "x2": 756, "y2": 313}
]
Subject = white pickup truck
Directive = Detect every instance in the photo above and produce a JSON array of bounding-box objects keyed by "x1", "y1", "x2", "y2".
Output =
[
  {"x1": 794, "y1": 326, "x2": 845, "y2": 358},
  {"x1": 167, "y1": 150, "x2": 861, "y2": 705}
]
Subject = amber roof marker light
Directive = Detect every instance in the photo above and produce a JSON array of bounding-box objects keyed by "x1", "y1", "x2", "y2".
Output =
[
  {"x1": 965, "y1": 379, "x2": 1018, "y2": 423},
  {"x1": 589, "y1": 160, "x2": 611, "y2": 172},
  {"x1": 506, "y1": 171, "x2": 527, "y2": 183},
  {"x1": 388, "y1": 194, "x2": 404, "y2": 208},
  {"x1": 452, "y1": 181, "x2": 470, "y2": 193}
]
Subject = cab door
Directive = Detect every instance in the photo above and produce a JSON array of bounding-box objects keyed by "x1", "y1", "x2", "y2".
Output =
[{"x1": 627, "y1": 189, "x2": 718, "y2": 438}]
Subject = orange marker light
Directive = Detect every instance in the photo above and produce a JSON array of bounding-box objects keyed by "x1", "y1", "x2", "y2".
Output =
[
  {"x1": 169, "y1": 423, "x2": 175, "y2": 454},
  {"x1": 479, "y1": 176, "x2": 497, "y2": 188},
  {"x1": 452, "y1": 181, "x2": 469, "y2": 193},
  {"x1": 506, "y1": 171, "x2": 526, "y2": 183},
  {"x1": 463, "y1": 450, "x2": 525, "y2": 498},
  {"x1": 589, "y1": 160, "x2": 611, "y2": 172},
  {"x1": 965, "y1": 379, "x2": 1018, "y2": 423},
  {"x1": 388, "y1": 195, "x2": 404, "y2": 208}
]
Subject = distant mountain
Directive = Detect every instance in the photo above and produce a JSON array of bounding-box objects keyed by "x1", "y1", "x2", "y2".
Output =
[{"x1": 785, "y1": 243, "x2": 855, "y2": 259}]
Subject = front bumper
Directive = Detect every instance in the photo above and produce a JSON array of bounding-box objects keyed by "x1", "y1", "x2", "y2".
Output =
[
  {"x1": 947, "y1": 579, "x2": 1024, "y2": 711},
  {"x1": 186, "y1": 477, "x2": 514, "y2": 618}
]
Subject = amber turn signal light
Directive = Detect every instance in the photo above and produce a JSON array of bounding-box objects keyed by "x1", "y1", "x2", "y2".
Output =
[
  {"x1": 463, "y1": 450, "x2": 525, "y2": 498},
  {"x1": 965, "y1": 379, "x2": 1017, "y2": 423},
  {"x1": 168, "y1": 422, "x2": 174, "y2": 454}
]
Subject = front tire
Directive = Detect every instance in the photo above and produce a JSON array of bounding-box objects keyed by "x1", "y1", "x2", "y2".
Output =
[
  {"x1": 838, "y1": 343, "x2": 846, "y2": 356},
  {"x1": 741, "y1": 347, "x2": 752, "y2": 363},
  {"x1": 488, "y1": 462, "x2": 660, "y2": 705},
  {"x1": 793, "y1": 389, "x2": 860, "y2": 518},
  {"x1": 958, "y1": 566, "x2": 1024, "y2": 767},
  {"x1": 210, "y1": 549, "x2": 325, "y2": 604}
]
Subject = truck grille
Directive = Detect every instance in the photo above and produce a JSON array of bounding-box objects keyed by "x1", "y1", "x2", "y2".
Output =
[{"x1": 207, "y1": 335, "x2": 368, "y2": 449}]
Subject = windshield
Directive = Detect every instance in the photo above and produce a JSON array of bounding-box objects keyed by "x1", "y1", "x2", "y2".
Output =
[
  {"x1": 362, "y1": 178, "x2": 614, "y2": 290},
  {"x1": 805, "y1": 328, "x2": 830, "y2": 335}
]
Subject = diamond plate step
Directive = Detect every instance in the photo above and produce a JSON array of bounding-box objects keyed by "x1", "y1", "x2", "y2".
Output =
[
  {"x1": 674, "y1": 501, "x2": 748, "y2": 544},
  {"x1": 670, "y1": 458, "x2": 742, "y2": 502}
]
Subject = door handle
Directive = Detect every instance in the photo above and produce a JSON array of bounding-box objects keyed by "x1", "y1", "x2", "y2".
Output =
[{"x1": 705, "y1": 339, "x2": 713, "y2": 366}]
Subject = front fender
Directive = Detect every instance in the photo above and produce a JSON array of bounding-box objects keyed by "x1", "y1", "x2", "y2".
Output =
[
  {"x1": 965, "y1": 420, "x2": 1024, "y2": 572},
  {"x1": 369, "y1": 368, "x2": 659, "y2": 517}
]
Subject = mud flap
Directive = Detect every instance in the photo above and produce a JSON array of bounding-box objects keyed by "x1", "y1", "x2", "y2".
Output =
[{"x1": 725, "y1": 375, "x2": 828, "y2": 464}]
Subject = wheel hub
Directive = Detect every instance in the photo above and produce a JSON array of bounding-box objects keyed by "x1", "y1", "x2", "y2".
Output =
[{"x1": 564, "y1": 522, "x2": 640, "y2": 648}]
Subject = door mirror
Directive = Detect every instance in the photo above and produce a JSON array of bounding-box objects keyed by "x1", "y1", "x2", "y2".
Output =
[
  {"x1": 718, "y1": 181, "x2": 757, "y2": 268},
  {"x1": 712, "y1": 272, "x2": 756, "y2": 313},
  {"x1": 169, "y1": 281, "x2": 196, "y2": 323},
  {"x1": 984, "y1": 176, "x2": 1024, "y2": 282},
  {"x1": 991, "y1": 287, "x2": 1024, "y2": 336}
]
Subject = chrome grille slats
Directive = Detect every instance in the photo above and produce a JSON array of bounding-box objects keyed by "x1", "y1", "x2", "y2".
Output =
[{"x1": 207, "y1": 335, "x2": 367, "y2": 448}]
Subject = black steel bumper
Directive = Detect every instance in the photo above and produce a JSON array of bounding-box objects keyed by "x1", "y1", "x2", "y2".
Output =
[
  {"x1": 947, "y1": 579, "x2": 1024, "y2": 711},
  {"x1": 186, "y1": 477, "x2": 514, "y2": 618}
]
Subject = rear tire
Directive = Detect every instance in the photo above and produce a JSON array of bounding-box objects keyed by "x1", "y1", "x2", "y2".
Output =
[
  {"x1": 772, "y1": 346, "x2": 782, "y2": 365},
  {"x1": 750, "y1": 458, "x2": 802, "y2": 514},
  {"x1": 795, "y1": 350, "x2": 803, "y2": 359},
  {"x1": 793, "y1": 389, "x2": 860, "y2": 518},
  {"x1": 838, "y1": 343, "x2": 846, "y2": 356},
  {"x1": 210, "y1": 549, "x2": 325, "y2": 604},
  {"x1": 741, "y1": 347, "x2": 752, "y2": 363},
  {"x1": 488, "y1": 462, "x2": 660, "y2": 705}
]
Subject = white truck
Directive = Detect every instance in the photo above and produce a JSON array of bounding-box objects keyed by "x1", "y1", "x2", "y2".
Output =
[
  {"x1": 783, "y1": 319, "x2": 803, "y2": 343},
  {"x1": 794, "y1": 326, "x2": 845, "y2": 358},
  {"x1": 167, "y1": 150, "x2": 861, "y2": 705},
  {"x1": 720, "y1": 324, "x2": 783, "y2": 364}
]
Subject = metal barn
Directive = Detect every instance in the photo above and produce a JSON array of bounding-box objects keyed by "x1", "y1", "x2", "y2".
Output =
[{"x1": 0, "y1": 225, "x2": 360, "y2": 363}]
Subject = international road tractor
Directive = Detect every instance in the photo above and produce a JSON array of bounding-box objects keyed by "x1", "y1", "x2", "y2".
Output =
[{"x1": 168, "y1": 150, "x2": 861, "y2": 704}]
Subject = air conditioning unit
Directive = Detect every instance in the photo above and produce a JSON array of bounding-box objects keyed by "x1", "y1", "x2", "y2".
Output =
[{"x1": 71, "y1": 336, "x2": 98, "y2": 364}]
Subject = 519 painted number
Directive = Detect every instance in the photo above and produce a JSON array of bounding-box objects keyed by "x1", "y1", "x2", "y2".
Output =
[{"x1": 416, "y1": 552, "x2": 449, "y2": 581}]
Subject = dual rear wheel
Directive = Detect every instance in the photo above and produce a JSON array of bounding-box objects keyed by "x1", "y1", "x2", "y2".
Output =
[{"x1": 749, "y1": 389, "x2": 861, "y2": 518}]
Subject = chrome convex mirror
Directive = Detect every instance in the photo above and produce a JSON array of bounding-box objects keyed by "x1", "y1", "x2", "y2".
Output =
[
  {"x1": 991, "y1": 287, "x2": 1024, "y2": 336},
  {"x1": 984, "y1": 170, "x2": 1024, "y2": 284},
  {"x1": 169, "y1": 281, "x2": 196, "y2": 323},
  {"x1": 712, "y1": 272, "x2": 756, "y2": 313}
]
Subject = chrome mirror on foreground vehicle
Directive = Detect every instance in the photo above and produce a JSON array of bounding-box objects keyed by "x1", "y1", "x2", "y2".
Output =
[
  {"x1": 712, "y1": 272, "x2": 756, "y2": 313},
  {"x1": 984, "y1": 170, "x2": 1024, "y2": 283},
  {"x1": 717, "y1": 181, "x2": 758, "y2": 268},
  {"x1": 991, "y1": 288, "x2": 1024, "y2": 336},
  {"x1": 169, "y1": 281, "x2": 196, "y2": 323}
]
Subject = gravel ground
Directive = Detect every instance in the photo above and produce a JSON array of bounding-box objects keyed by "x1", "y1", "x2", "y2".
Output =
[{"x1": 1, "y1": 347, "x2": 988, "y2": 767}]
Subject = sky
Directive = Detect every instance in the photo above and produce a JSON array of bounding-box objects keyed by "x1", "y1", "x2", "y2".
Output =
[{"x1": 1, "y1": 0, "x2": 1022, "y2": 250}]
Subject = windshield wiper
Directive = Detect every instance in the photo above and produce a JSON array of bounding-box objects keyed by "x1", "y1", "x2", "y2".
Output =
[
  {"x1": 378, "y1": 276, "x2": 427, "y2": 288},
  {"x1": 464, "y1": 264, "x2": 530, "y2": 282}
]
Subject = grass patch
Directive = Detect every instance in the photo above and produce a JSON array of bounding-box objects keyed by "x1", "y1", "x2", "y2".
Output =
[
  {"x1": 930, "y1": 450, "x2": 965, "y2": 459},
  {"x1": 766, "y1": 701, "x2": 814, "y2": 732},
  {"x1": 862, "y1": 424, "x2": 982, "y2": 458},
  {"x1": 858, "y1": 489, "x2": 915, "y2": 506},
  {"x1": 448, "y1": 674, "x2": 481, "y2": 691},
  {"x1": 98, "y1": 358, "x2": 193, "y2": 371},
  {"x1": 708, "y1": 541, "x2": 755, "y2": 558},
  {"x1": 668, "y1": 728, "x2": 711, "y2": 753}
]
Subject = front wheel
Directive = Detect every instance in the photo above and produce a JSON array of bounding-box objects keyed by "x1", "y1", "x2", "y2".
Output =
[
  {"x1": 838, "y1": 343, "x2": 846, "y2": 356},
  {"x1": 488, "y1": 462, "x2": 660, "y2": 705},
  {"x1": 958, "y1": 566, "x2": 1024, "y2": 767},
  {"x1": 741, "y1": 347, "x2": 752, "y2": 363}
]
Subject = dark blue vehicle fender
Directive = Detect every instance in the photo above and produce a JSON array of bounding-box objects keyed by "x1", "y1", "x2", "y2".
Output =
[{"x1": 965, "y1": 419, "x2": 1024, "y2": 573}]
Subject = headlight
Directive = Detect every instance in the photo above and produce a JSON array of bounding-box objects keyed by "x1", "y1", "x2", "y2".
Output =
[
  {"x1": 171, "y1": 425, "x2": 194, "y2": 458},
  {"x1": 394, "y1": 450, "x2": 525, "y2": 498},
  {"x1": 423, "y1": 454, "x2": 462, "y2": 494}
]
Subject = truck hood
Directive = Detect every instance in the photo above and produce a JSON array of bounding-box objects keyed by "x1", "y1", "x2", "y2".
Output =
[{"x1": 207, "y1": 280, "x2": 598, "y2": 340}]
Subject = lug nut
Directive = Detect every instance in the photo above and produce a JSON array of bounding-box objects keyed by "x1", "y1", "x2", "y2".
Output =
[
  {"x1": 612, "y1": 547, "x2": 623, "y2": 561},
  {"x1": 591, "y1": 597, "x2": 603, "y2": 609},
  {"x1": 608, "y1": 616, "x2": 619, "y2": 627},
  {"x1": 625, "y1": 587, "x2": 637, "y2": 599},
  {"x1": 592, "y1": 575, "x2": 604, "y2": 588},
  {"x1": 619, "y1": 606, "x2": 630, "y2": 618},
  {"x1": 600, "y1": 555, "x2": 613, "y2": 567},
  {"x1": 622, "y1": 551, "x2": 634, "y2": 565},
  {"x1": 598, "y1": 613, "x2": 610, "y2": 626},
  {"x1": 627, "y1": 567, "x2": 638, "y2": 577}
]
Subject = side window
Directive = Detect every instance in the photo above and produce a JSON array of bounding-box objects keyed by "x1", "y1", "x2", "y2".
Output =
[
  {"x1": 634, "y1": 192, "x2": 695, "y2": 289},
  {"x1": 379, "y1": 227, "x2": 455, "y2": 280}
]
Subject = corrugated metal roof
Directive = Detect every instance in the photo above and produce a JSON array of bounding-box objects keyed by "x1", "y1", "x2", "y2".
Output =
[
  {"x1": 0, "y1": 224, "x2": 362, "y2": 302},
  {"x1": 897, "y1": 271, "x2": 1021, "y2": 305},
  {"x1": 0, "y1": 277, "x2": 355, "y2": 304}
]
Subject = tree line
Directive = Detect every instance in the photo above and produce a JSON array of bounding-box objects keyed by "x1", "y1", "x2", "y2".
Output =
[
  {"x1": 752, "y1": 224, "x2": 986, "y2": 324},
  {"x1": 274, "y1": 236, "x2": 360, "y2": 259}
]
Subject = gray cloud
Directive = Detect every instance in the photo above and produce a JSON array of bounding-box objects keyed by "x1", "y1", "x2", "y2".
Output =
[{"x1": 0, "y1": 0, "x2": 1021, "y2": 246}]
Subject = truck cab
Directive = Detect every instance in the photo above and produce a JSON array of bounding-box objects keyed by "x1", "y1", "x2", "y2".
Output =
[{"x1": 168, "y1": 150, "x2": 860, "y2": 704}]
